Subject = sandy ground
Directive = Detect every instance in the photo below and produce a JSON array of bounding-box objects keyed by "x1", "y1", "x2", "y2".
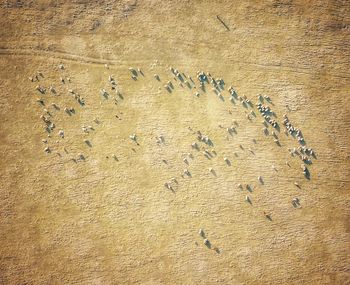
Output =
[{"x1": 0, "y1": 0, "x2": 349, "y2": 284}]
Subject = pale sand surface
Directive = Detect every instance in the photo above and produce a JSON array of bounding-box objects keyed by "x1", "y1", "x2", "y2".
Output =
[{"x1": 0, "y1": 1, "x2": 349, "y2": 284}]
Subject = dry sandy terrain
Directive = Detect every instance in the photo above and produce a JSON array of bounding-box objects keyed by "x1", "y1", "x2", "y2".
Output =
[{"x1": 0, "y1": 0, "x2": 349, "y2": 284}]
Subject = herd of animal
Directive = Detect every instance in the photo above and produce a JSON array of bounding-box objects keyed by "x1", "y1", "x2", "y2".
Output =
[{"x1": 30, "y1": 62, "x2": 316, "y2": 251}]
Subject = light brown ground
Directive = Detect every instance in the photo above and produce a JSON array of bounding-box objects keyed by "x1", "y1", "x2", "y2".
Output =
[{"x1": 0, "y1": 1, "x2": 349, "y2": 284}]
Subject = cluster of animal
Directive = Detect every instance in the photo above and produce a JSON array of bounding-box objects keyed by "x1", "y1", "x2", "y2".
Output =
[
  {"x1": 31, "y1": 62, "x2": 316, "y2": 252},
  {"x1": 32, "y1": 65, "x2": 92, "y2": 161},
  {"x1": 197, "y1": 229, "x2": 220, "y2": 253}
]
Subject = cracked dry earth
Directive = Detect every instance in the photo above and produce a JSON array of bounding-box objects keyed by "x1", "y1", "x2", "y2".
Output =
[{"x1": 0, "y1": 1, "x2": 349, "y2": 285}]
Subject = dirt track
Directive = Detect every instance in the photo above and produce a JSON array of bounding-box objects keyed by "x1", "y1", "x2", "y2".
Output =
[{"x1": 0, "y1": 1, "x2": 349, "y2": 284}]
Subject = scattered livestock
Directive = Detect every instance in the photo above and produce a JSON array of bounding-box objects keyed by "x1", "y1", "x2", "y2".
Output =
[{"x1": 31, "y1": 62, "x2": 316, "y2": 247}]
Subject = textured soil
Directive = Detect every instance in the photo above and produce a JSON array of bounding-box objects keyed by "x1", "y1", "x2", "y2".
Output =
[{"x1": 0, "y1": 1, "x2": 349, "y2": 284}]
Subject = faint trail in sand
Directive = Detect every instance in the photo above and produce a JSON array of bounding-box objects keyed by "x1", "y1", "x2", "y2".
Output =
[
  {"x1": 0, "y1": 47, "x2": 123, "y2": 66},
  {"x1": 0, "y1": 47, "x2": 349, "y2": 80}
]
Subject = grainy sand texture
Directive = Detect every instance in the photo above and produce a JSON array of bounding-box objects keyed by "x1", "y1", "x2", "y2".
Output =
[{"x1": 0, "y1": 1, "x2": 349, "y2": 284}]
